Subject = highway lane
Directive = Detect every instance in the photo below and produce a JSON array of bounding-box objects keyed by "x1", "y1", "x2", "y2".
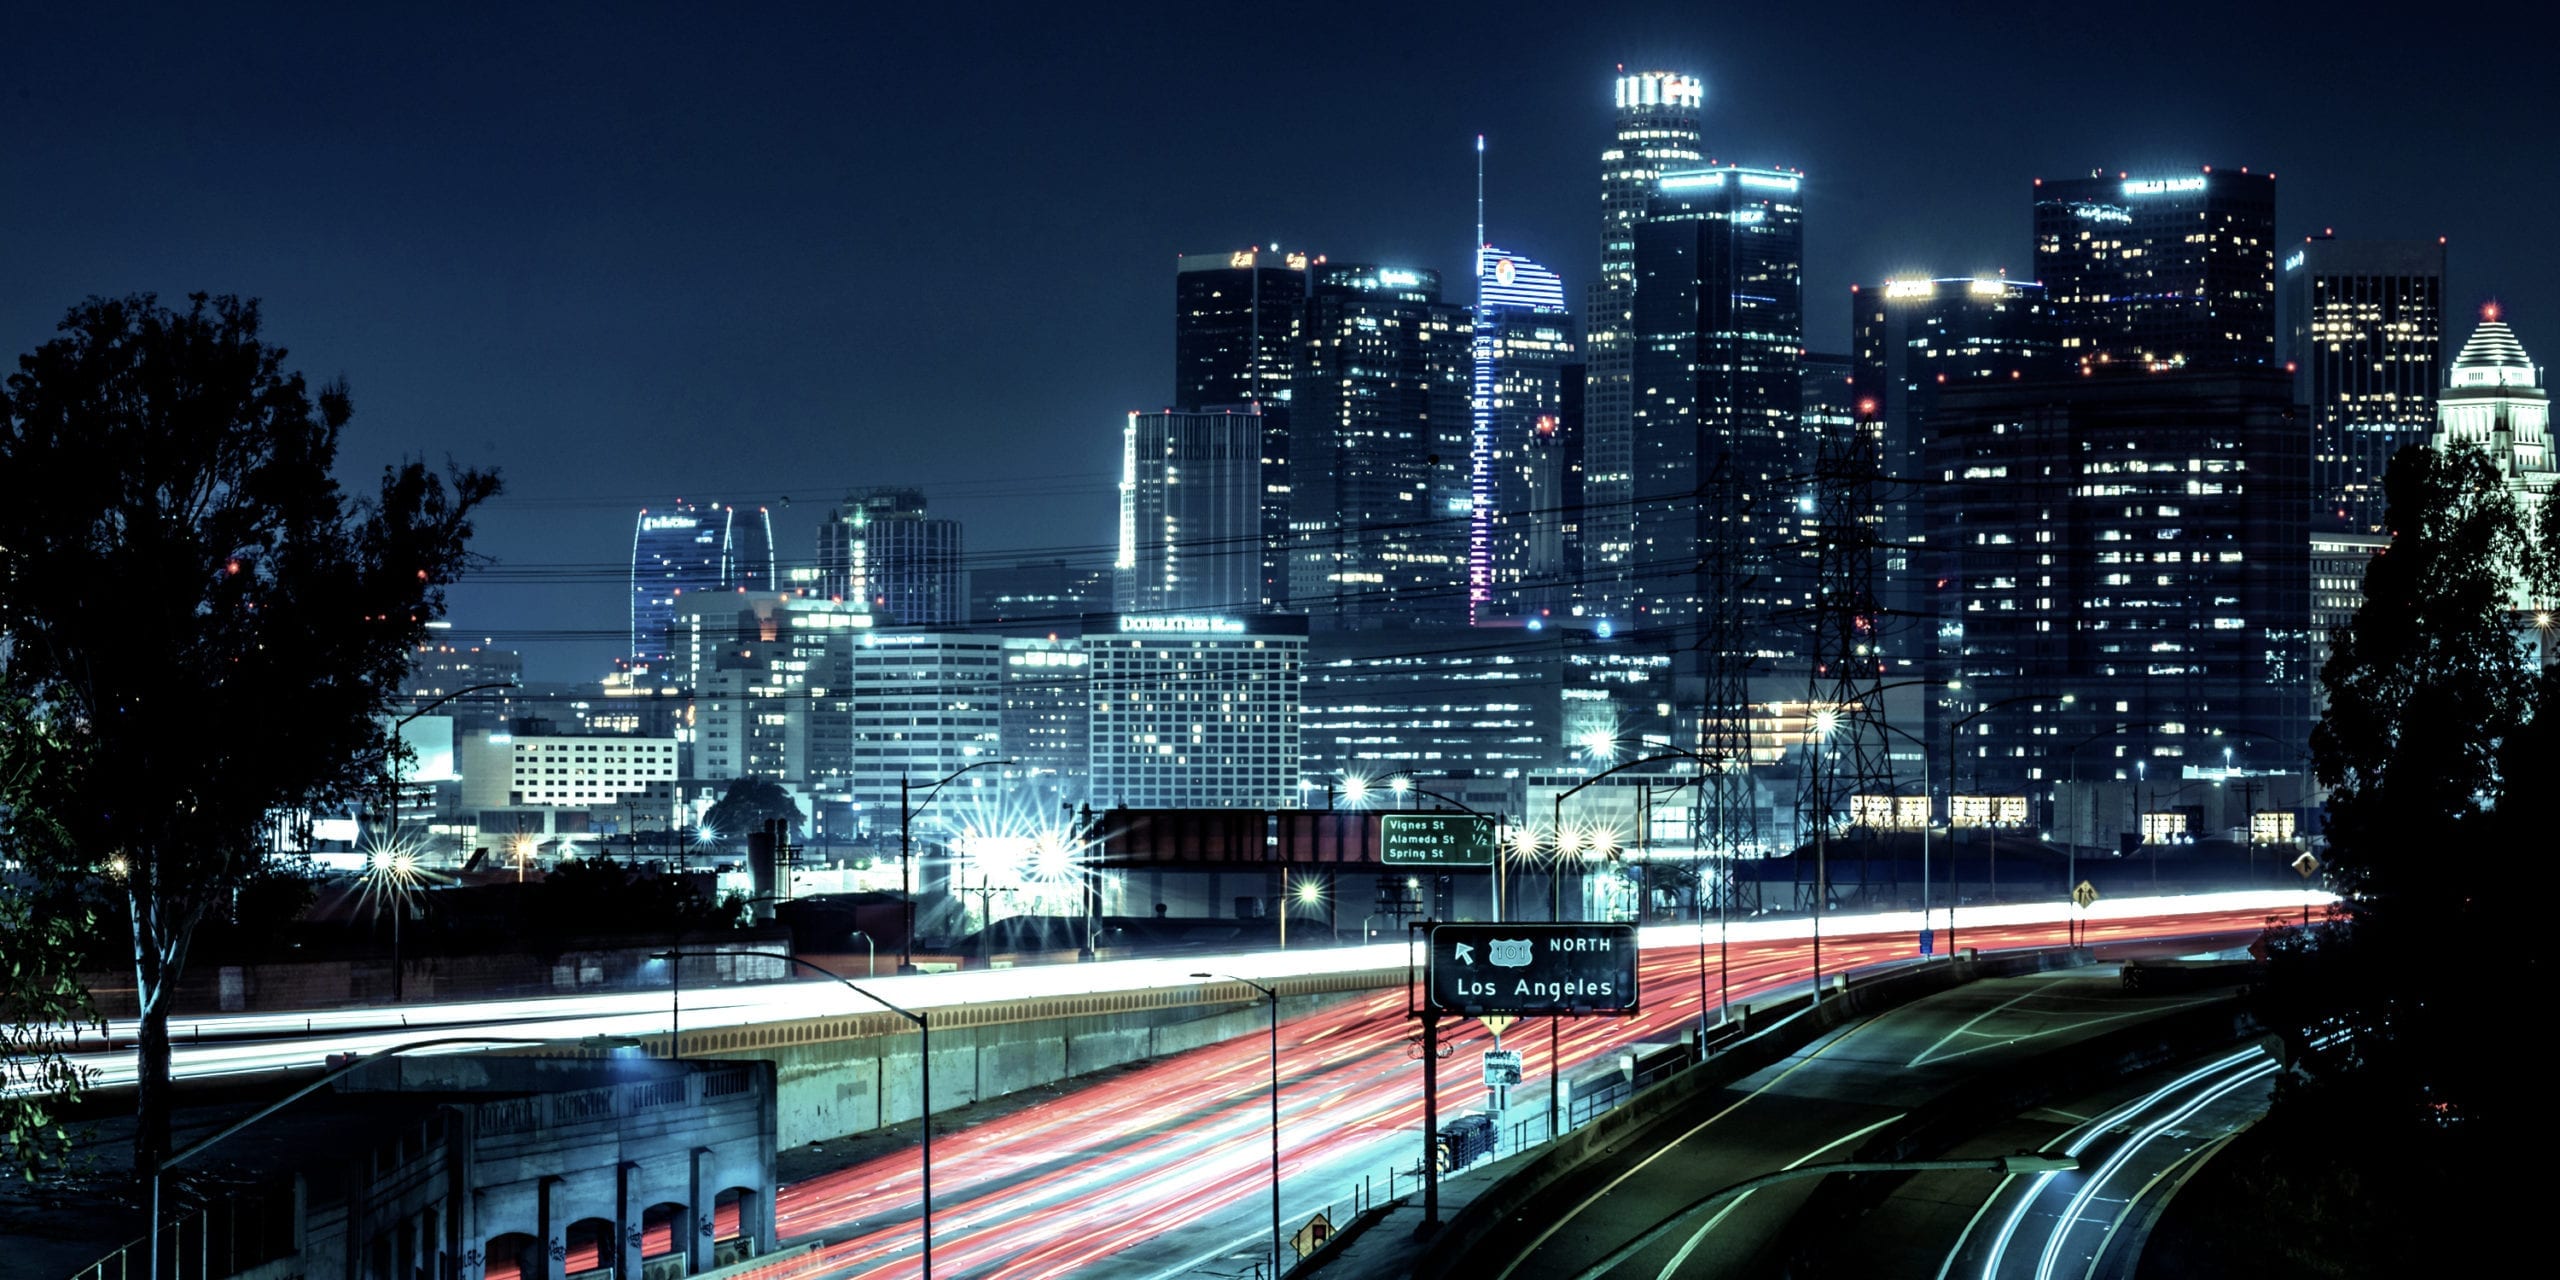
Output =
[
  {"x1": 1432, "y1": 951, "x2": 2267, "y2": 1280},
  {"x1": 1949, "y1": 1042, "x2": 2279, "y2": 1280},
  {"x1": 702, "y1": 906, "x2": 2281, "y2": 1280},
  {"x1": 39, "y1": 891, "x2": 2319, "y2": 1096}
]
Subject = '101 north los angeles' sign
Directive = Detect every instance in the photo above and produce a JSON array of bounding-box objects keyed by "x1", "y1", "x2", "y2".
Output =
[{"x1": 1423, "y1": 923, "x2": 1640, "y2": 1017}]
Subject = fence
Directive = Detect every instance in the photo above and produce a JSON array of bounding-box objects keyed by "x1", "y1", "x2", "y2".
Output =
[{"x1": 67, "y1": 1185, "x2": 295, "y2": 1280}]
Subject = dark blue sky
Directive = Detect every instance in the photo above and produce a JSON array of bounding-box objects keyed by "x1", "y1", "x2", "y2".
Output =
[{"x1": 9, "y1": 3, "x2": 2551, "y2": 681}]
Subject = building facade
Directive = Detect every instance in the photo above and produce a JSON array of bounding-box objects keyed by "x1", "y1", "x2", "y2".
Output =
[
  {"x1": 2285, "y1": 236, "x2": 2446, "y2": 532},
  {"x1": 1586, "y1": 70, "x2": 1707, "y2": 611},
  {"x1": 969, "y1": 558, "x2": 1113, "y2": 633},
  {"x1": 1471, "y1": 246, "x2": 1580, "y2": 625},
  {"x1": 841, "y1": 631, "x2": 1005, "y2": 828},
  {"x1": 1850, "y1": 276, "x2": 2059, "y2": 658},
  {"x1": 1177, "y1": 247, "x2": 1310, "y2": 608},
  {"x1": 1000, "y1": 634, "x2": 1090, "y2": 811},
  {"x1": 2431, "y1": 309, "x2": 2555, "y2": 612},
  {"x1": 816, "y1": 487, "x2": 967, "y2": 626},
  {"x1": 630, "y1": 502, "x2": 729, "y2": 664},
  {"x1": 2309, "y1": 528, "x2": 2390, "y2": 716},
  {"x1": 2032, "y1": 168, "x2": 2278, "y2": 371},
  {"x1": 1628, "y1": 164, "x2": 1808, "y2": 644},
  {"x1": 1287, "y1": 264, "x2": 1472, "y2": 628},
  {"x1": 1931, "y1": 369, "x2": 2311, "y2": 791},
  {"x1": 1117, "y1": 408, "x2": 1266, "y2": 617},
  {"x1": 1084, "y1": 613, "x2": 1305, "y2": 809}
]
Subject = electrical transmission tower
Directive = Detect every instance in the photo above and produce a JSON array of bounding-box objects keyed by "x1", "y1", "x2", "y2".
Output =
[
  {"x1": 1797, "y1": 397, "x2": 1899, "y2": 912},
  {"x1": 1698, "y1": 460, "x2": 1761, "y2": 917}
]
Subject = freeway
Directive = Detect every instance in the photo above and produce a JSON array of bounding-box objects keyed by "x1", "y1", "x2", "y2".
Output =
[
  {"x1": 1944, "y1": 1040, "x2": 2279, "y2": 1280},
  {"x1": 681, "y1": 902, "x2": 2282, "y2": 1280},
  {"x1": 45, "y1": 891, "x2": 2319, "y2": 1095},
  {"x1": 1432, "y1": 957, "x2": 2258, "y2": 1280}
]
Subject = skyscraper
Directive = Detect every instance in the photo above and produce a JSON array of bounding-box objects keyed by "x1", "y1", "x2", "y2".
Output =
[
  {"x1": 1288, "y1": 263, "x2": 1472, "y2": 628},
  {"x1": 1471, "y1": 246, "x2": 1579, "y2": 625},
  {"x1": 1117, "y1": 408, "x2": 1265, "y2": 616},
  {"x1": 1177, "y1": 247, "x2": 1311, "y2": 607},
  {"x1": 1931, "y1": 368, "x2": 2310, "y2": 790},
  {"x1": 1850, "y1": 276, "x2": 2058, "y2": 652},
  {"x1": 2431, "y1": 307, "x2": 2554, "y2": 612},
  {"x1": 1586, "y1": 70, "x2": 1706, "y2": 609},
  {"x1": 723, "y1": 503, "x2": 776, "y2": 595},
  {"x1": 816, "y1": 487, "x2": 966, "y2": 626},
  {"x1": 2032, "y1": 167, "x2": 2278, "y2": 371},
  {"x1": 2284, "y1": 236, "x2": 2447, "y2": 531},
  {"x1": 631, "y1": 501, "x2": 726, "y2": 664},
  {"x1": 1628, "y1": 164, "x2": 1807, "y2": 642}
]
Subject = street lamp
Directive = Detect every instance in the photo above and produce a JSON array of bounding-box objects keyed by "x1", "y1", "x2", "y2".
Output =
[
  {"x1": 899, "y1": 759, "x2": 1016, "y2": 973},
  {"x1": 1193, "y1": 973, "x2": 1281, "y2": 1280},
  {"x1": 658, "y1": 949, "x2": 937, "y2": 1280},
  {"x1": 359, "y1": 848, "x2": 423, "y2": 1002},
  {"x1": 1945, "y1": 689, "x2": 2073, "y2": 943},
  {"x1": 1549, "y1": 748, "x2": 1720, "y2": 923},
  {"x1": 378, "y1": 680, "x2": 514, "y2": 998}
]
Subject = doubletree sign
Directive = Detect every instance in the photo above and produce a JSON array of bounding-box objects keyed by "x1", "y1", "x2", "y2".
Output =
[
  {"x1": 1424, "y1": 923, "x2": 1640, "y2": 1016},
  {"x1": 1379, "y1": 813, "x2": 1495, "y2": 866}
]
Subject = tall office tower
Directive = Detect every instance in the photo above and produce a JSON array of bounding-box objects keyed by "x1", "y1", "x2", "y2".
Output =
[
  {"x1": 1850, "y1": 276, "x2": 2059, "y2": 656},
  {"x1": 2309, "y1": 528, "x2": 2390, "y2": 718},
  {"x1": 1628, "y1": 164, "x2": 1807, "y2": 644},
  {"x1": 2431, "y1": 307, "x2": 2555, "y2": 612},
  {"x1": 1084, "y1": 613, "x2": 1305, "y2": 810},
  {"x1": 2285, "y1": 236, "x2": 2447, "y2": 531},
  {"x1": 815, "y1": 487, "x2": 967, "y2": 626},
  {"x1": 1932, "y1": 369, "x2": 2310, "y2": 793},
  {"x1": 631, "y1": 501, "x2": 727, "y2": 663},
  {"x1": 1587, "y1": 70, "x2": 1707, "y2": 610},
  {"x1": 843, "y1": 631, "x2": 1005, "y2": 827},
  {"x1": 2033, "y1": 167, "x2": 2278, "y2": 371},
  {"x1": 969, "y1": 558, "x2": 1114, "y2": 632},
  {"x1": 1471, "y1": 247, "x2": 1581, "y2": 625},
  {"x1": 1288, "y1": 263, "x2": 1473, "y2": 629},
  {"x1": 1117, "y1": 408, "x2": 1265, "y2": 616},
  {"x1": 1177, "y1": 247, "x2": 1312, "y2": 607},
  {"x1": 721, "y1": 503, "x2": 776, "y2": 593},
  {"x1": 1000, "y1": 635, "x2": 1089, "y2": 811}
]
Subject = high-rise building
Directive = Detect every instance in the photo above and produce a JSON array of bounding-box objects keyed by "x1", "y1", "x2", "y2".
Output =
[
  {"x1": 2431, "y1": 307, "x2": 2555, "y2": 612},
  {"x1": 1084, "y1": 612, "x2": 1305, "y2": 810},
  {"x1": 1587, "y1": 70, "x2": 1707, "y2": 608},
  {"x1": 841, "y1": 631, "x2": 1004, "y2": 829},
  {"x1": 404, "y1": 623, "x2": 525, "y2": 733},
  {"x1": 1178, "y1": 248, "x2": 1311, "y2": 607},
  {"x1": 1471, "y1": 246, "x2": 1580, "y2": 625},
  {"x1": 2032, "y1": 167, "x2": 2278, "y2": 371},
  {"x1": 2310, "y1": 528, "x2": 2390, "y2": 717},
  {"x1": 723, "y1": 504, "x2": 776, "y2": 594},
  {"x1": 1931, "y1": 369, "x2": 2310, "y2": 791},
  {"x1": 1628, "y1": 164, "x2": 1807, "y2": 643},
  {"x1": 1850, "y1": 276, "x2": 2059, "y2": 655},
  {"x1": 1288, "y1": 264, "x2": 1472, "y2": 628},
  {"x1": 631, "y1": 502, "x2": 726, "y2": 664},
  {"x1": 1117, "y1": 408, "x2": 1266, "y2": 616},
  {"x1": 1000, "y1": 635, "x2": 1089, "y2": 811},
  {"x1": 816, "y1": 487, "x2": 966, "y2": 626},
  {"x1": 969, "y1": 558, "x2": 1113, "y2": 633},
  {"x1": 2285, "y1": 237, "x2": 2447, "y2": 532}
]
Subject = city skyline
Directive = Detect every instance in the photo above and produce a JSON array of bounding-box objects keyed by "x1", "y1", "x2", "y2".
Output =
[{"x1": 8, "y1": 3, "x2": 2554, "y2": 681}]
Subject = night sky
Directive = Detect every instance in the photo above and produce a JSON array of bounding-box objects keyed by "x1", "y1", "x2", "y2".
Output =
[{"x1": 9, "y1": 3, "x2": 2552, "y2": 681}]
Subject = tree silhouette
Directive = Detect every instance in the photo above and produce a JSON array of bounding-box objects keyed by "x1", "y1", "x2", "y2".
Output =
[{"x1": 0, "y1": 293, "x2": 497, "y2": 1178}]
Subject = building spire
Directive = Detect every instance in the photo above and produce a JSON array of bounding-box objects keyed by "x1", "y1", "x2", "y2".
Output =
[{"x1": 1475, "y1": 133, "x2": 1487, "y2": 283}]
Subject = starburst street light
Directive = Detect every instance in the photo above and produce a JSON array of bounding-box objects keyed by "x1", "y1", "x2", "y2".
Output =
[
  {"x1": 1341, "y1": 775, "x2": 1371, "y2": 806},
  {"x1": 1579, "y1": 726, "x2": 1619, "y2": 762}
]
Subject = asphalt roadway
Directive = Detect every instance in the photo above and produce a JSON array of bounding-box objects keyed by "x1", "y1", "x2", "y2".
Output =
[{"x1": 1447, "y1": 965, "x2": 2251, "y2": 1280}]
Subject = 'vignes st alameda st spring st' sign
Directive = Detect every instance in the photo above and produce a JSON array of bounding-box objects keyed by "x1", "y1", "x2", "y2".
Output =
[
  {"x1": 1423, "y1": 923, "x2": 1640, "y2": 1017},
  {"x1": 1379, "y1": 812, "x2": 1496, "y2": 867}
]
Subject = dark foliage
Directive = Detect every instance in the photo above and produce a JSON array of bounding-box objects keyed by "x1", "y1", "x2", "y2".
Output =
[{"x1": 0, "y1": 293, "x2": 497, "y2": 1174}]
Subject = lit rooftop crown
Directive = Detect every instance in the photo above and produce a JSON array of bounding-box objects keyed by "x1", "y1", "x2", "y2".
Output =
[
  {"x1": 2451, "y1": 305, "x2": 2538, "y2": 389},
  {"x1": 1615, "y1": 71, "x2": 1703, "y2": 110}
]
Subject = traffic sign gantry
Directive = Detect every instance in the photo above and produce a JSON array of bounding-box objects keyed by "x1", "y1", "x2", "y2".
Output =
[
  {"x1": 1380, "y1": 813, "x2": 1496, "y2": 867},
  {"x1": 1424, "y1": 923, "x2": 1640, "y2": 1016}
]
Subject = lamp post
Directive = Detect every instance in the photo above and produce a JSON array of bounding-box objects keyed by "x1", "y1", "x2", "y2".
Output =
[
  {"x1": 149, "y1": 1032, "x2": 582, "y2": 1280},
  {"x1": 1550, "y1": 748, "x2": 1719, "y2": 924},
  {"x1": 899, "y1": 758, "x2": 1015, "y2": 974},
  {"x1": 379, "y1": 680, "x2": 514, "y2": 1000},
  {"x1": 1193, "y1": 973, "x2": 1281, "y2": 1280},
  {"x1": 658, "y1": 949, "x2": 936, "y2": 1280},
  {"x1": 1944, "y1": 688, "x2": 2072, "y2": 950}
]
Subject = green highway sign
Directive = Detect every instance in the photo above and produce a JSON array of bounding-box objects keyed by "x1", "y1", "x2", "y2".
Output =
[{"x1": 1379, "y1": 812, "x2": 1496, "y2": 866}]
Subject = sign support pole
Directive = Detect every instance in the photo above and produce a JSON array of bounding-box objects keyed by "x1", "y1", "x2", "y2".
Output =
[{"x1": 1421, "y1": 1010, "x2": 1441, "y2": 1226}]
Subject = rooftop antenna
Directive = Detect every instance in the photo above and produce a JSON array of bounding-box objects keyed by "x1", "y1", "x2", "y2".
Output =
[{"x1": 1475, "y1": 133, "x2": 1486, "y2": 282}]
